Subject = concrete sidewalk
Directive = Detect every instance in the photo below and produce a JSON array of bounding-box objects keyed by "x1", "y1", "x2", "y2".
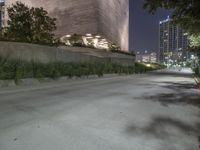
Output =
[{"x1": 0, "y1": 68, "x2": 199, "y2": 150}]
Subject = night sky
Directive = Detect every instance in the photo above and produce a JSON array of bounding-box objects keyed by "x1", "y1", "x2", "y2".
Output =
[{"x1": 130, "y1": 0, "x2": 171, "y2": 53}]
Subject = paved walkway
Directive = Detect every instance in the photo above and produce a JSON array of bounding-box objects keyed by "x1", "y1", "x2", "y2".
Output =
[{"x1": 0, "y1": 68, "x2": 199, "y2": 150}]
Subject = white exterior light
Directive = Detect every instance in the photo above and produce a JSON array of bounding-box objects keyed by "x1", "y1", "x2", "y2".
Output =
[
  {"x1": 86, "y1": 33, "x2": 92, "y2": 37},
  {"x1": 95, "y1": 35, "x2": 101, "y2": 38},
  {"x1": 66, "y1": 34, "x2": 71, "y2": 38},
  {"x1": 86, "y1": 36, "x2": 93, "y2": 39}
]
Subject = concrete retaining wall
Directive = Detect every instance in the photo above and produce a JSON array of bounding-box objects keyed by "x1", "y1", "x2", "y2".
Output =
[{"x1": 0, "y1": 41, "x2": 135, "y2": 65}]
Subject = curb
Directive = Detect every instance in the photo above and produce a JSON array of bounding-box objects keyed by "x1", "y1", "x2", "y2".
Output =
[
  {"x1": 0, "y1": 80, "x2": 16, "y2": 88},
  {"x1": 0, "y1": 74, "x2": 140, "y2": 95},
  {"x1": 0, "y1": 74, "x2": 127, "y2": 89}
]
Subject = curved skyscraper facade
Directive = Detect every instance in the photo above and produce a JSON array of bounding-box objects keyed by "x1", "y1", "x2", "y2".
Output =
[{"x1": 5, "y1": 0, "x2": 130, "y2": 51}]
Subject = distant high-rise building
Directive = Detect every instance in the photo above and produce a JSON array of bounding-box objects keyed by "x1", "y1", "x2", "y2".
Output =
[{"x1": 159, "y1": 16, "x2": 189, "y2": 64}]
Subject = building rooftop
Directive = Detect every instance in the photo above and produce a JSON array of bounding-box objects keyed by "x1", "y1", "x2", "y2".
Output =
[{"x1": 159, "y1": 16, "x2": 171, "y2": 24}]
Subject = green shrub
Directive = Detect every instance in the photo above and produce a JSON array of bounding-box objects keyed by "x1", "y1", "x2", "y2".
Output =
[
  {"x1": 135, "y1": 63, "x2": 146, "y2": 74},
  {"x1": 194, "y1": 67, "x2": 200, "y2": 76},
  {"x1": 0, "y1": 56, "x2": 156, "y2": 81},
  {"x1": 0, "y1": 60, "x2": 16, "y2": 79}
]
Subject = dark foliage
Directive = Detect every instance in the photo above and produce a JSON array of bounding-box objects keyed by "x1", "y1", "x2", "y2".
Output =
[
  {"x1": 144, "y1": 0, "x2": 200, "y2": 35},
  {"x1": 4, "y1": 1, "x2": 57, "y2": 45},
  {"x1": 0, "y1": 57, "x2": 161, "y2": 81}
]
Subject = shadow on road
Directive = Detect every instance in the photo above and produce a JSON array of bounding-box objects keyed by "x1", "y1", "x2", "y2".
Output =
[
  {"x1": 125, "y1": 116, "x2": 200, "y2": 139},
  {"x1": 127, "y1": 69, "x2": 200, "y2": 149},
  {"x1": 161, "y1": 82, "x2": 197, "y2": 90},
  {"x1": 139, "y1": 81, "x2": 200, "y2": 108}
]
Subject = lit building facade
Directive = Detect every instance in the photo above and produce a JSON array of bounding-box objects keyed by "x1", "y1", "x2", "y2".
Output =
[
  {"x1": 159, "y1": 16, "x2": 189, "y2": 64},
  {"x1": 5, "y1": 0, "x2": 130, "y2": 51}
]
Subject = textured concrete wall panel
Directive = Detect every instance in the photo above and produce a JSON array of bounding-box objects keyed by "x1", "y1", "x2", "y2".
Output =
[
  {"x1": 6, "y1": 0, "x2": 98, "y2": 36},
  {"x1": 97, "y1": 0, "x2": 129, "y2": 51},
  {"x1": 0, "y1": 42, "x2": 135, "y2": 65}
]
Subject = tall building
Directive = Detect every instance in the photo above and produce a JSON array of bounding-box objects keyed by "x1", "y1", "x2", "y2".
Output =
[
  {"x1": 0, "y1": 0, "x2": 5, "y2": 30},
  {"x1": 159, "y1": 16, "x2": 189, "y2": 64},
  {"x1": 5, "y1": 0, "x2": 131, "y2": 51}
]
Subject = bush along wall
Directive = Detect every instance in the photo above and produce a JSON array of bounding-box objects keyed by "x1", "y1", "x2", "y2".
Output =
[
  {"x1": 194, "y1": 66, "x2": 200, "y2": 78},
  {"x1": 0, "y1": 57, "x2": 158, "y2": 81}
]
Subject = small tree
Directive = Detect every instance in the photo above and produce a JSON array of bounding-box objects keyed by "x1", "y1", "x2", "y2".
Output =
[
  {"x1": 6, "y1": 1, "x2": 57, "y2": 45},
  {"x1": 189, "y1": 35, "x2": 200, "y2": 51},
  {"x1": 7, "y1": 1, "x2": 33, "y2": 42},
  {"x1": 31, "y1": 7, "x2": 56, "y2": 44},
  {"x1": 189, "y1": 35, "x2": 200, "y2": 75}
]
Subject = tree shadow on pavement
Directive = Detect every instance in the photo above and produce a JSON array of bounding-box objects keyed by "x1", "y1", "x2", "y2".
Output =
[
  {"x1": 129, "y1": 71, "x2": 200, "y2": 149},
  {"x1": 125, "y1": 116, "x2": 200, "y2": 139},
  {"x1": 125, "y1": 117, "x2": 200, "y2": 150},
  {"x1": 140, "y1": 81, "x2": 200, "y2": 108},
  {"x1": 146, "y1": 92, "x2": 200, "y2": 107},
  {"x1": 161, "y1": 82, "x2": 198, "y2": 90}
]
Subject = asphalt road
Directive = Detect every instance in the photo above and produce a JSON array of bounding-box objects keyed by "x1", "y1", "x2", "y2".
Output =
[{"x1": 0, "y1": 68, "x2": 200, "y2": 150}]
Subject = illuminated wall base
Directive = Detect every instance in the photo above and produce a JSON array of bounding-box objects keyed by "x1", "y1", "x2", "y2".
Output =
[{"x1": 61, "y1": 34, "x2": 119, "y2": 50}]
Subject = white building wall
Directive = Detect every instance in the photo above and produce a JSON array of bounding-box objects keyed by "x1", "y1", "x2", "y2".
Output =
[
  {"x1": 5, "y1": 0, "x2": 129, "y2": 51},
  {"x1": 97, "y1": 0, "x2": 129, "y2": 51}
]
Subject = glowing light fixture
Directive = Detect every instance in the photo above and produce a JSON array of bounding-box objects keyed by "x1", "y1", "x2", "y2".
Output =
[
  {"x1": 95, "y1": 35, "x2": 101, "y2": 38},
  {"x1": 86, "y1": 33, "x2": 92, "y2": 37},
  {"x1": 146, "y1": 64, "x2": 151, "y2": 67},
  {"x1": 66, "y1": 34, "x2": 71, "y2": 38},
  {"x1": 86, "y1": 36, "x2": 93, "y2": 39}
]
